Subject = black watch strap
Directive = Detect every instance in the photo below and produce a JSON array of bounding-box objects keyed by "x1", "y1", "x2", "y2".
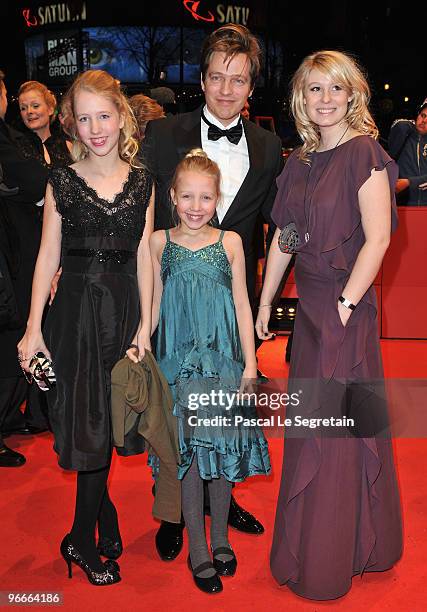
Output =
[{"x1": 338, "y1": 295, "x2": 356, "y2": 311}]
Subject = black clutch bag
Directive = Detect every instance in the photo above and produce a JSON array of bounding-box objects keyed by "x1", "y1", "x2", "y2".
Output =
[
  {"x1": 278, "y1": 222, "x2": 301, "y2": 254},
  {"x1": 22, "y1": 352, "x2": 56, "y2": 391}
]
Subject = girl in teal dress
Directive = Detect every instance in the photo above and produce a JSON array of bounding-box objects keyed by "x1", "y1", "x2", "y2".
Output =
[{"x1": 150, "y1": 149, "x2": 270, "y2": 594}]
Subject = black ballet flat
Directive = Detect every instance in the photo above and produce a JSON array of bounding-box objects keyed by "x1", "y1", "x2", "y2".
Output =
[
  {"x1": 227, "y1": 495, "x2": 265, "y2": 535},
  {"x1": 187, "y1": 555, "x2": 223, "y2": 594},
  {"x1": 60, "y1": 534, "x2": 121, "y2": 586},
  {"x1": 97, "y1": 536, "x2": 123, "y2": 560},
  {"x1": 212, "y1": 546, "x2": 237, "y2": 577}
]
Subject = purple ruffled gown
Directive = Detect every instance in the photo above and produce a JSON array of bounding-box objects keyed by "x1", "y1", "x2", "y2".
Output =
[{"x1": 270, "y1": 136, "x2": 403, "y2": 600}]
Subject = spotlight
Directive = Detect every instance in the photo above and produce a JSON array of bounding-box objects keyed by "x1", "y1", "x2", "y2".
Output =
[
  {"x1": 268, "y1": 298, "x2": 298, "y2": 333},
  {"x1": 384, "y1": 83, "x2": 390, "y2": 90}
]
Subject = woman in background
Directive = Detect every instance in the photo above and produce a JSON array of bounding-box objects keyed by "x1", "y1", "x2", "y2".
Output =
[
  {"x1": 18, "y1": 80, "x2": 71, "y2": 167},
  {"x1": 129, "y1": 94, "x2": 165, "y2": 142}
]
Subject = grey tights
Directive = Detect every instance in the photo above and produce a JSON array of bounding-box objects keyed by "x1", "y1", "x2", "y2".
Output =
[{"x1": 182, "y1": 458, "x2": 233, "y2": 577}]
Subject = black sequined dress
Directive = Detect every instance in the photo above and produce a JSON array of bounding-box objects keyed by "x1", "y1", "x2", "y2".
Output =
[{"x1": 44, "y1": 166, "x2": 152, "y2": 471}]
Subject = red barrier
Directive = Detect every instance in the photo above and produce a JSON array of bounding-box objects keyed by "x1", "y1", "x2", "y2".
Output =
[
  {"x1": 381, "y1": 207, "x2": 427, "y2": 339},
  {"x1": 257, "y1": 207, "x2": 427, "y2": 339}
]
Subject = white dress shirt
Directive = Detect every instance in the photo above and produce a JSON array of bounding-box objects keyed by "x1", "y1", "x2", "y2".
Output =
[{"x1": 201, "y1": 105, "x2": 250, "y2": 223}]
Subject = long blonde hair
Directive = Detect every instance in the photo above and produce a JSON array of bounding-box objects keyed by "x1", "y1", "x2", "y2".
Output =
[
  {"x1": 291, "y1": 50, "x2": 378, "y2": 162},
  {"x1": 60, "y1": 70, "x2": 140, "y2": 166}
]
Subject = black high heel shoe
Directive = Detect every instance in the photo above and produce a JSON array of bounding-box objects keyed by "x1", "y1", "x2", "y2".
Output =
[
  {"x1": 187, "y1": 555, "x2": 223, "y2": 594},
  {"x1": 60, "y1": 534, "x2": 121, "y2": 586},
  {"x1": 212, "y1": 546, "x2": 237, "y2": 577},
  {"x1": 104, "y1": 559, "x2": 120, "y2": 572},
  {"x1": 97, "y1": 536, "x2": 123, "y2": 560}
]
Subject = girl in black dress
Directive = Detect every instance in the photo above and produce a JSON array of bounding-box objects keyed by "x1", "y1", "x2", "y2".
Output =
[{"x1": 18, "y1": 70, "x2": 154, "y2": 585}]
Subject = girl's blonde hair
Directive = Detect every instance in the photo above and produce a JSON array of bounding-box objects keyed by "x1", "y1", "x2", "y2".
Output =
[
  {"x1": 170, "y1": 149, "x2": 221, "y2": 224},
  {"x1": 18, "y1": 80, "x2": 57, "y2": 122},
  {"x1": 290, "y1": 50, "x2": 378, "y2": 162},
  {"x1": 171, "y1": 148, "x2": 221, "y2": 195},
  {"x1": 60, "y1": 69, "x2": 140, "y2": 166}
]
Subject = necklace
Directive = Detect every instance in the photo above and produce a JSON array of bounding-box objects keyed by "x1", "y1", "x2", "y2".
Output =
[{"x1": 303, "y1": 125, "x2": 350, "y2": 243}]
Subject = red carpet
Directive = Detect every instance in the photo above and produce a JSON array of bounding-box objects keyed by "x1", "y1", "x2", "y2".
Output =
[{"x1": 1, "y1": 338, "x2": 426, "y2": 611}]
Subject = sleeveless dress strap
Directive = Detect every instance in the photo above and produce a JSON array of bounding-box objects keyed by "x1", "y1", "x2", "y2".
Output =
[
  {"x1": 219, "y1": 230, "x2": 225, "y2": 242},
  {"x1": 165, "y1": 228, "x2": 170, "y2": 242}
]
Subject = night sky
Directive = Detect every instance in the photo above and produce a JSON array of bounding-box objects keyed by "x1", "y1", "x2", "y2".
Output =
[{"x1": 0, "y1": 0, "x2": 424, "y2": 137}]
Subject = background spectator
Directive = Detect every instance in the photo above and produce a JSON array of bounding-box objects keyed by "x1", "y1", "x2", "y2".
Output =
[
  {"x1": 149, "y1": 86, "x2": 177, "y2": 116},
  {"x1": 17, "y1": 80, "x2": 72, "y2": 168},
  {"x1": 388, "y1": 98, "x2": 427, "y2": 205},
  {"x1": 0, "y1": 69, "x2": 48, "y2": 466},
  {"x1": 129, "y1": 94, "x2": 165, "y2": 142}
]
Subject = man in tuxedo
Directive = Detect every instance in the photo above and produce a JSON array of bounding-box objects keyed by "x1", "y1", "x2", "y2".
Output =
[{"x1": 143, "y1": 24, "x2": 283, "y2": 561}]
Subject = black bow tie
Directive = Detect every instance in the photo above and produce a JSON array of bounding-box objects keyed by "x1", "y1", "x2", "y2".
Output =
[{"x1": 202, "y1": 111, "x2": 243, "y2": 145}]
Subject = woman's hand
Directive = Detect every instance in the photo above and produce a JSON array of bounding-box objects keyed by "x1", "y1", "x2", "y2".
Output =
[
  {"x1": 337, "y1": 301, "x2": 352, "y2": 327},
  {"x1": 125, "y1": 331, "x2": 151, "y2": 363},
  {"x1": 255, "y1": 304, "x2": 274, "y2": 340},
  {"x1": 17, "y1": 330, "x2": 50, "y2": 373}
]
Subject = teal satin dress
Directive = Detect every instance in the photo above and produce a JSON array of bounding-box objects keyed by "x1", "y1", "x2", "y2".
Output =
[{"x1": 156, "y1": 229, "x2": 270, "y2": 482}]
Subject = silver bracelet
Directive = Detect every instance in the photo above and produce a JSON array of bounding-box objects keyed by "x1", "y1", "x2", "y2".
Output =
[{"x1": 258, "y1": 304, "x2": 272, "y2": 309}]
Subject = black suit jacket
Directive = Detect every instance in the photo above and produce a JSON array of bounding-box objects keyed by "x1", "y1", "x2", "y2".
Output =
[
  {"x1": 142, "y1": 107, "x2": 283, "y2": 301},
  {"x1": 0, "y1": 119, "x2": 48, "y2": 376}
]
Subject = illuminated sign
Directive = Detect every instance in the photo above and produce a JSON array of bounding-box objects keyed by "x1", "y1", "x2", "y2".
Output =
[
  {"x1": 46, "y1": 34, "x2": 79, "y2": 77},
  {"x1": 183, "y1": 1, "x2": 215, "y2": 22},
  {"x1": 183, "y1": 1, "x2": 249, "y2": 26},
  {"x1": 22, "y1": 2, "x2": 87, "y2": 27},
  {"x1": 217, "y1": 4, "x2": 249, "y2": 25},
  {"x1": 22, "y1": 8, "x2": 38, "y2": 27}
]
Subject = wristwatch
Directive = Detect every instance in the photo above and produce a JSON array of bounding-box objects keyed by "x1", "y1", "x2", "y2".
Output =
[{"x1": 338, "y1": 295, "x2": 356, "y2": 311}]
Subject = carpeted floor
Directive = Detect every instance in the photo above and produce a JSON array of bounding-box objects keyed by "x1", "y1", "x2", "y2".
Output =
[{"x1": 1, "y1": 338, "x2": 426, "y2": 611}]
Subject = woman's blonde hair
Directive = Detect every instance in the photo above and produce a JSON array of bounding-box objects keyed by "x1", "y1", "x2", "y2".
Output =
[
  {"x1": 18, "y1": 80, "x2": 57, "y2": 122},
  {"x1": 290, "y1": 50, "x2": 378, "y2": 162},
  {"x1": 60, "y1": 69, "x2": 140, "y2": 166}
]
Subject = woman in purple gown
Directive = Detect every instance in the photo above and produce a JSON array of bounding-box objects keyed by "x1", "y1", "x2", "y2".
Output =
[{"x1": 256, "y1": 50, "x2": 403, "y2": 600}]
